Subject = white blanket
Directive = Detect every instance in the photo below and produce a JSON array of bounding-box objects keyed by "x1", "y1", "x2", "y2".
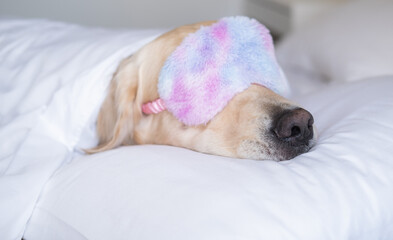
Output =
[{"x1": 0, "y1": 18, "x2": 163, "y2": 239}]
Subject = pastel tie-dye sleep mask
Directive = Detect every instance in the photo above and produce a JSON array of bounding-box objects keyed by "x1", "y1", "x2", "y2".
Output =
[{"x1": 143, "y1": 16, "x2": 290, "y2": 126}]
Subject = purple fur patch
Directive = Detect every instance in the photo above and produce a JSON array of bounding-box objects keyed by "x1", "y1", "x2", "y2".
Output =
[{"x1": 158, "y1": 16, "x2": 290, "y2": 126}]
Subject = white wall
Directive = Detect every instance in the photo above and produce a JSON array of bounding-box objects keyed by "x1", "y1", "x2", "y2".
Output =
[{"x1": 0, "y1": 0, "x2": 245, "y2": 28}]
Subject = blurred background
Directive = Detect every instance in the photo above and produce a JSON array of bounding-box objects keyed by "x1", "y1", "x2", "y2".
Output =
[{"x1": 0, "y1": 0, "x2": 351, "y2": 37}]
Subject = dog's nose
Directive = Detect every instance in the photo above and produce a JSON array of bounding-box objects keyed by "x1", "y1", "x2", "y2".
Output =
[{"x1": 273, "y1": 108, "x2": 314, "y2": 145}]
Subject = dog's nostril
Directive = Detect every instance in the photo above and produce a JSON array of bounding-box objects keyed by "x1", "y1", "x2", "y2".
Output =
[
  {"x1": 273, "y1": 108, "x2": 314, "y2": 145},
  {"x1": 291, "y1": 126, "x2": 301, "y2": 138}
]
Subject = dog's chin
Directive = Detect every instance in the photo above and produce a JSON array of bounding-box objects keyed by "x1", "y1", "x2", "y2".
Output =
[
  {"x1": 272, "y1": 139, "x2": 316, "y2": 161},
  {"x1": 237, "y1": 128, "x2": 317, "y2": 161},
  {"x1": 237, "y1": 141, "x2": 315, "y2": 161},
  {"x1": 269, "y1": 130, "x2": 317, "y2": 161}
]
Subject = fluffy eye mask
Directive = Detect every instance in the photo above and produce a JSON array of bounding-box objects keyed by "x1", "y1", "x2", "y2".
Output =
[{"x1": 142, "y1": 16, "x2": 290, "y2": 126}]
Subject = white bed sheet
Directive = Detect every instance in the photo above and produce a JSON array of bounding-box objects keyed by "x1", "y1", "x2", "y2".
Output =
[
  {"x1": 0, "y1": 18, "x2": 163, "y2": 239},
  {"x1": 24, "y1": 77, "x2": 393, "y2": 240}
]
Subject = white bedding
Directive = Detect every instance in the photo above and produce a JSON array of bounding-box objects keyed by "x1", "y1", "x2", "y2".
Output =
[
  {"x1": 0, "y1": 18, "x2": 163, "y2": 239},
  {"x1": 1, "y1": 13, "x2": 393, "y2": 240},
  {"x1": 23, "y1": 77, "x2": 393, "y2": 240},
  {"x1": 276, "y1": 0, "x2": 393, "y2": 95}
]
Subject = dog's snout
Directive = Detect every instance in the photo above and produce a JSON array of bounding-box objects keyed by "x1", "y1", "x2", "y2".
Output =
[{"x1": 273, "y1": 108, "x2": 314, "y2": 145}]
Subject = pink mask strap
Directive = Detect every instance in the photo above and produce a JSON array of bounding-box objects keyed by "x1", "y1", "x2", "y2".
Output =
[{"x1": 142, "y1": 98, "x2": 166, "y2": 114}]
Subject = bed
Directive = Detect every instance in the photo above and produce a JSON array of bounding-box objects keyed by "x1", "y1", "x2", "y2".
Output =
[{"x1": 1, "y1": 1, "x2": 393, "y2": 239}]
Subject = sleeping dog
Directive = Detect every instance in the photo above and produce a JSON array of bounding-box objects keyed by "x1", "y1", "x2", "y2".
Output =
[{"x1": 88, "y1": 17, "x2": 316, "y2": 161}]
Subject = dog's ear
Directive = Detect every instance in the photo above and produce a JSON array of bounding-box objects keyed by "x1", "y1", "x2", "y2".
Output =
[{"x1": 86, "y1": 56, "x2": 140, "y2": 153}]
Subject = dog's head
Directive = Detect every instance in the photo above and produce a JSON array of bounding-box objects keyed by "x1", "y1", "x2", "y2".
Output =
[{"x1": 91, "y1": 19, "x2": 316, "y2": 161}]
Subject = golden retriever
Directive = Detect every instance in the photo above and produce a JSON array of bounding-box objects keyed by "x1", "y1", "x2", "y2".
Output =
[{"x1": 88, "y1": 21, "x2": 316, "y2": 161}]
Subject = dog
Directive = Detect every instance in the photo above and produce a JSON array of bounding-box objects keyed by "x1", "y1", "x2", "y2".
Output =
[{"x1": 88, "y1": 19, "x2": 316, "y2": 161}]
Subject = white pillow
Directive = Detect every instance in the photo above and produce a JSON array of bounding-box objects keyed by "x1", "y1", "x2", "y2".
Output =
[
  {"x1": 24, "y1": 76, "x2": 393, "y2": 240},
  {"x1": 276, "y1": 0, "x2": 393, "y2": 93}
]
